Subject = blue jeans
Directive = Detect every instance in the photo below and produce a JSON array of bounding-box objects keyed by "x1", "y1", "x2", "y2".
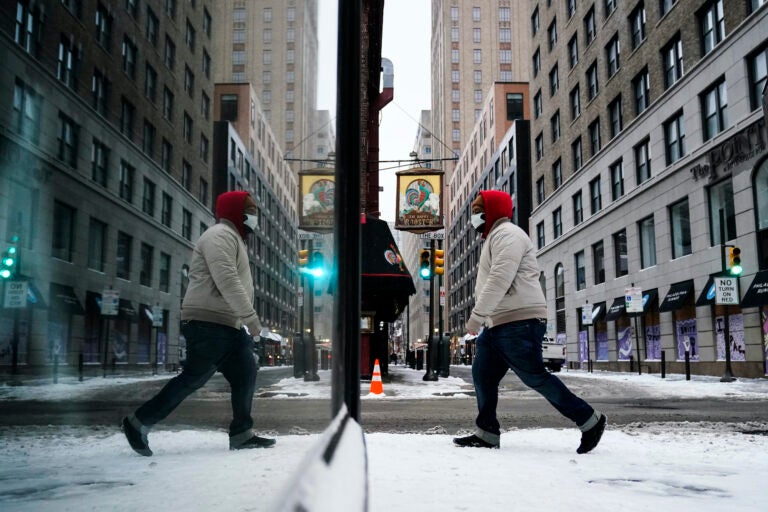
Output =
[
  {"x1": 134, "y1": 320, "x2": 257, "y2": 438},
  {"x1": 472, "y1": 319, "x2": 594, "y2": 439}
]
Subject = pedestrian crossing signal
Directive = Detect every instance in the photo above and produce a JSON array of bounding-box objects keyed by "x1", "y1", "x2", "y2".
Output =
[{"x1": 419, "y1": 249, "x2": 432, "y2": 280}]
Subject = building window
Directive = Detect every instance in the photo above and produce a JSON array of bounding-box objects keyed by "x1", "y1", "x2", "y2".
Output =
[
  {"x1": 185, "y1": 19, "x2": 196, "y2": 51},
  {"x1": 182, "y1": 209, "x2": 192, "y2": 240},
  {"x1": 575, "y1": 251, "x2": 586, "y2": 291},
  {"x1": 183, "y1": 112, "x2": 193, "y2": 143},
  {"x1": 200, "y1": 134, "x2": 209, "y2": 162},
  {"x1": 534, "y1": 91, "x2": 542, "y2": 118},
  {"x1": 15, "y1": 1, "x2": 43, "y2": 56},
  {"x1": 91, "y1": 138, "x2": 109, "y2": 187},
  {"x1": 664, "y1": 111, "x2": 685, "y2": 165},
  {"x1": 635, "y1": 138, "x2": 652, "y2": 184},
  {"x1": 499, "y1": 27, "x2": 511, "y2": 43},
  {"x1": 573, "y1": 191, "x2": 584, "y2": 225},
  {"x1": 630, "y1": 3, "x2": 646, "y2": 49},
  {"x1": 605, "y1": 34, "x2": 620, "y2": 77},
  {"x1": 613, "y1": 229, "x2": 628, "y2": 277},
  {"x1": 633, "y1": 68, "x2": 650, "y2": 115},
  {"x1": 548, "y1": 19, "x2": 558, "y2": 51},
  {"x1": 472, "y1": 6, "x2": 480, "y2": 22},
  {"x1": 88, "y1": 218, "x2": 107, "y2": 272},
  {"x1": 473, "y1": 70, "x2": 481, "y2": 84},
  {"x1": 451, "y1": 26, "x2": 459, "y2": 42},
  {"x1": 549, "y1": 65, "x2": 559, "y2": 96},
  {"x1": 161, "y1": 139, "x2": 172, "y2": 172},
  {"x1": 589, "y1": 118, "x2": 601, "y2": 156},
  {"x1": 748, "y1": 43, "x2": 768, "y2": 111},
  {"x1": 551, "y1": 111, "x2": 560, "y2": 141},
  {"x1": 473, "y1": 49, "x2": 481, "y2": 64},
  {"x1": 698, "y1": 0, "x2": 724, "y2": 55},
  {"x1": 610, "y1": 160, "x2": 624, "y2": 201},
  {"x1": 182, "y1": 160, "x2": 191, "y2": 190},
  {"x1": 118, "y1": 161, "x2": 134, "y2": 203},
  {"x1": 164, "y1": 36, "x2": 176, "y2": 70},
  {"x1": 570, "y1": 86, "x2": 581, "y2": 120},
  {"x1": 140, "y1": 243, "x2": 154, "y2": 286},
  {"x1": 161, "y1": 193, "x2": 172, "y2": 227},
  {"x1": 52, "y1": 201, "x2": 76, "y2": 262},
  {"x1": 584, "y1": 7, "x2": 596, "y2": 45},
  {"x1": 58, "y1": 112, "x2": 79, "y2": 168},
  {"x1": 451, "y1": 49, "x2": 459, "y2": 64},
  {"x1": 662, "y1": 34, "x2": 684, "y2": 89},
  {"x1": 552, "y1": 159, "x2": 562, "y2": 189},
  {"x1": 199, "y1": 178, "x2": 208, "y2": 206},
  {"x1": 708, "y1": 179, "x2": 736, "y2": 245},
  {"x1": 639, "y1": 216, "x2": 657, "y2": 268},
  {"x1": 452, "y1": 129, "x2": 460, "y2": 142},
  {"x1": 163, "y1": 87, "x2": 174, "y2": 120},
  {"x1": 700, "y1": 78, "x2": 728, "y2": 141},
  {"x1": 587, "y1": 62, "x2": 599, "y2": 100},
  {"x1": 142, "y1": 120, "x2": 156, "y2": 158},
  {"x1": 506, "y1": 93, "x2": 523, "y2": 120},
  {"x1": 121, "y1": 36, "x2": 137, "y2": 79},
  {"x1": 537, "y1": 222, "x2": 546, "y2": 249},
  {"x1": 159, "y1": 252, "x2": 171, "y2": 292},
  {"x1": 500, "y1": 50, "x2": 512, "y2": 64},
  {"x1": 142, "y1": 178, "x2": 156, "y2": 216},
  {"x1": 473, "y1": 28, "x2": 481, "y2": 44},
  {"x1": 555, "y1": 264, "x2": 565, "y2": 332},
  {"x1": 144, "y1": 63, "x2": 157, "y2": 102},
  {"x1": 536, "y1": 177, "x2": 545, "y2": 205},
  {"x1": 126, "y1": 0, "x2": 138, "y2": 18},
  {"x1": 567, "y1": 0, "x2": 577, "y2": 18},
  {"x1": 12, "y1": 79, "x2": 41, "y2": 144},
  {"x1": 57, "y1": 35, "x2": 76, "y2": 88},
  {"x1": 609, "y1": 96, "x2": 622, "y2": 138},
  {"x1": 572, "y1": 137, "x2": 583, "y2": 170},
  {"x1": 535, "y1": 133, "x2": 544, "y2": 161},
  {"x1": 499, "y1": 7, "x2": 510, "y2": 22},
  {"x1": 92, "y1": 68, "x2": 109, "y2": 116},
  {"x1": 532, "y1": 7, "x2": 540, "y2": 35},
  {"x1": 116, "y1": 231, "x2": 132, "y2": 280},
  {"x1": 184, "y1": 66, "x2": 195, "y2": 98},
  {"x1": 203, "y1": 7, "x2": 212, "y2": 37},
  {"x1": 568, "y1": 35, "x2": 579, "y2": 69},
  {"x1": 553, "y1": 208, "x2": 563, "y2": 239},
  {"x1": 165, "y1": 0, "x2": 177, "y2": 19},
  {"x1": 533, "y1": 48, "x2": 541, "y2": 77},
  {"x1": 590, "y1": 177, "x2": 602, "y2": 214},
  {"x1": 592, "y1": 241, "x2": 605, "y2": 284},
  {"x1": 146, "y1": 7, "x2": 158, "y2": 46},
  {"x1": 660, "y1": 0, "x2": 678, "y2": 16},
  {"x1": 670, "y1": 198, "x2": 692, "y2": 258}
]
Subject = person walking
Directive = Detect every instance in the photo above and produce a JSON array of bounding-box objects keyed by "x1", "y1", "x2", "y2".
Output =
[
  {"x1": 122, "y1": 191, "x2": 275, "y2": 456},
  {"x1": 453, "y1": 190, "x2": 606, "y2": 454}
]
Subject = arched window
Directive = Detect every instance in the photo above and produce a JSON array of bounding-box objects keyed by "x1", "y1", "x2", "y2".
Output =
[{"x1": 754, "y1": 158, "x2": 768, "y2": 269}]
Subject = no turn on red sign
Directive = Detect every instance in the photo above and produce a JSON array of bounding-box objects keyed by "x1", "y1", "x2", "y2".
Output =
[{"x1": 714, "y1": 277, "x2": 740, "y2": 305}]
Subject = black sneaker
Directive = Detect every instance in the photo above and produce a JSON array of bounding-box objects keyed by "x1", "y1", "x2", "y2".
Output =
[
  {"x1": 452, "y1": 434, "x2": 499, "y2": 449},
  {"x1": 230, "y1": 435, "x2": 276, "y2": 450},
  {"x1": 577, "y1": 414, "x2": 607, "y2": 454},
  {"x1": 122, "y1": 417, "x2": 152, "y2": 457}
]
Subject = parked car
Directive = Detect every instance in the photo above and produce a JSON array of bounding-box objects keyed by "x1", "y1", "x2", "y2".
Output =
[{"x1": 541, "y1": 337, "x2": 566, "y2": 372}]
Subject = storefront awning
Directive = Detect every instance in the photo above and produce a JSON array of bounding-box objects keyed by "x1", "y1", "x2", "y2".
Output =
[
  {"x1": 695, "y1": 275, "x2": 718, "y2": 307},
  {"x1": 49, "y1": 283, "x2": 84, "y2": 315},
  {"x1": 605, "y1": 297, "x2": 625, "y2": 321},
  {"x1": 86, "y1": 291, "x2": 136, "y2": 319},
  {"x1": 659, "y1": 280, "x2": 694, "y2": 312},
  {"x1": 741, "y1": 270, "x2": 768, "y2": 308},
  {"x1": 639, "y1": 289, "x2": 658, "y2": 314},
  {"x1": 590, "y1": 303, "x2": 606, "y2": 323}
]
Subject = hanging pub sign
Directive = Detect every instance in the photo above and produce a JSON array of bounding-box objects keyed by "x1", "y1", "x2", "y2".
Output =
[
  {"x1": 299, "y1": 169, "x2": 335, "y2": 232},
  {"x1": 394, "y1": 168, "x2": 444, "y2": 233}
]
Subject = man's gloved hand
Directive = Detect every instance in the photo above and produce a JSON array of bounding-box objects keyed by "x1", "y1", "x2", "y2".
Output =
[
  {"x1": 243, "y1": 313, "x2": 262, "y2": 338},
  {"x1": 466, "y1": 313, "x2": 483, "y2": 335}
]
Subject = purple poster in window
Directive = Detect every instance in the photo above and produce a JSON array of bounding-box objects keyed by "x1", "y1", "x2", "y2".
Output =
[
  {"x1": 157, "y1": 332, "x2": 167, "y2": 365},
  {"x1": 617, "y1": 326, "x2": 633, "y2": 360},
  {"x1": 715, "y1": 314, "x2": 746, "y2": 361},
  {"x1": 761, "y1": 308, "x2": 768, "y2": 376},
  {"x1": 596, "y1": 331, "x2": 609, "y2": 360},
  {"x1": 675, "y1": 318, "x2": 699, "y2": 361},
  {"x1": 578, "y1": 330, "x2": 588, "y2": 368},
  {"x1": 645, "y1": 324, "x2": 661, "y2": 360}
]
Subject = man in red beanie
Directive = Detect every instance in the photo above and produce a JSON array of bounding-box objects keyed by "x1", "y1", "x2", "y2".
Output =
[
  {"x1": 453, "y1": 190, "x2": 606, "y2": 454},
  {"x1": 122, "y1": 191, "x2": 275, "y2": 455}
]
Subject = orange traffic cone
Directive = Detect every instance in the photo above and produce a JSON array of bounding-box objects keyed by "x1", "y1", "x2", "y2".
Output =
[{"x1": 370, "y1": 359, "x2": 384, "y2": 395}]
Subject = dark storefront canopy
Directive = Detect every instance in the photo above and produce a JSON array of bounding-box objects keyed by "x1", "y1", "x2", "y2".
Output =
[
  {"x1": 695, "y1": 275, "x2": 718, "y2": 307},
  {"x1": 605, "y1": 297, "x2": 625, "y2": 321},
  {"x1": 86, "y1": 291, "x2": 136, "y2": 319},
  {"x1": 361, "y1": 215, "x2": 416, "y2": 322},
  {"x1": 638, "y1": 289, "x2": 658, "y2": 314},
  {"x1": 741, "y1": 270, "x2": 768, "y2": 308},
  {"x1": 659, "y1": 280, "x2": 694, "y2": 312},
  {"x1": 49, "y1": 283, "x2": 84, "y2": 315}
]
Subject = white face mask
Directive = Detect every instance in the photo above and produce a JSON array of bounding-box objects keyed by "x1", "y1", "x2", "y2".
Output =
[
  {"x1": 471, "y1": 212, "x2": 486, "y2": 231},
  {"x1": 243, "y1": 213, "x2": 258, "y2": 232}
]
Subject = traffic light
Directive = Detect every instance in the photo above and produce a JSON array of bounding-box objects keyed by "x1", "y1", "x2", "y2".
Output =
[
  {"x1": 419, "y1": 249, "x2": 432, "y2": 280},
  {"x1": 0, "y1": 237, "x2": 19, "y2": 280},
  {"x1": 298, "y1": 249, "x2": 309, "y2": 269},
  {"x1": 433, "y1": 249, "x2": 445, "y2": 276},
  {"x1": 728, "y1": 246, "x2": 742, "y2": 276}
]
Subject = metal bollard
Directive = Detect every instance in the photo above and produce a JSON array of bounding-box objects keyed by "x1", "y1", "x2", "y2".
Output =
[
  {"x1": 629, "y1": 355, "x2": 634, "y2": 373},
  {"x1": 684, "y1": 350, "x2": 691, "y2": 381},
  {"x1": 661, "y1": 351, "x2": 666, "y2": 379},
  {"x1": 78, "y1": 353, "x2": 84, "y2": 382},
  {"x1": 53, "y1": 354, "x2": 59, "y2": 384}
]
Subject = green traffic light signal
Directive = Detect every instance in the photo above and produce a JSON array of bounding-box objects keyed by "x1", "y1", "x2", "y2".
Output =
[
  {"x1": 419, "y1": 249, "x2": 432, "y2": 280},
  {"x1": 1, "y1": 241, "x2": 18, "y2": 280},
  {"x1": 729, "y1": 247, "x2": 742, "y2": 276},
  {"x1": 307, "y1": 251, "x2": 325, "y2": 278}
]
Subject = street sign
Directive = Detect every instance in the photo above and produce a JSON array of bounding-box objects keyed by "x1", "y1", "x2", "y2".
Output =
[
  {"x1": 418, "y1": 231, "x2": 445, "y2": 240},
  {"x1": 714, "y1": 277, "x2": 739, "y2": 305},
  {"x1": 439, "y1": 286, "x2": 445, "y2": 306},
  {"x1": 101, "y1": 288, "x2": 119, "y2": 316},
  {"x1": 625, "y1": 287, "x2": 643, "y2": 314},
  {"x1": 151, "y1": 305, "x2": 164, "y2": 327},
  {"x1": 3, "y1": 280, "x2": 28, "y2": 308},
  {"x1": 581, "y1": 303, "x2": 593, "y2": 325},
  {"x1": 298, "y1": 233, "x2": 323, "y2": 240}
]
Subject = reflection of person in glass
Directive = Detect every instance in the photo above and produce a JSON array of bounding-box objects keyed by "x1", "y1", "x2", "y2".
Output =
[{"x1": 122, "y1": 191, "x2": 275, "y2": 456}]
